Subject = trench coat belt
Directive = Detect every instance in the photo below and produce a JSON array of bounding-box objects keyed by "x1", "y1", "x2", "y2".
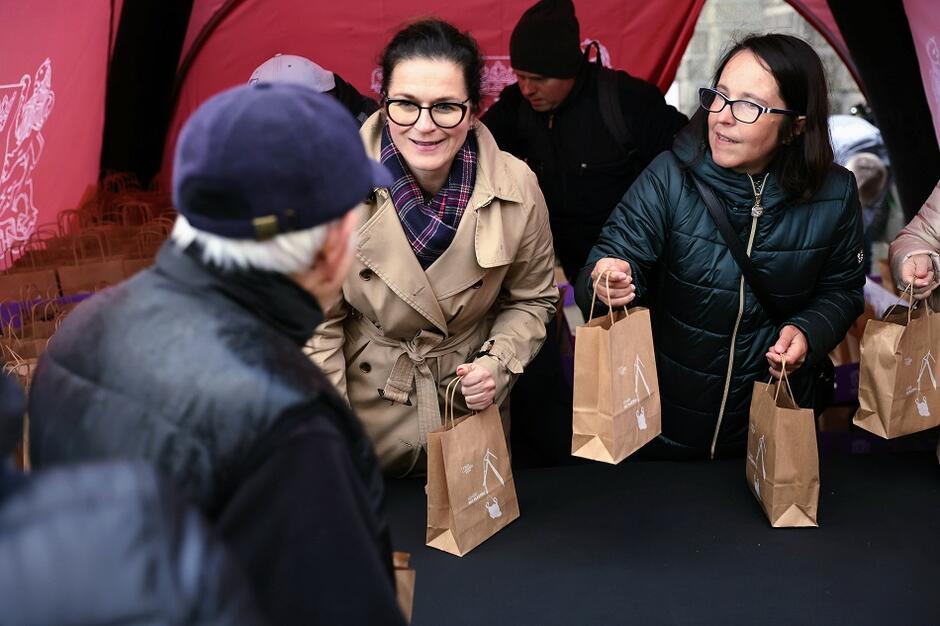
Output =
[{"x1": 353, "y1": 316, "x2": 482, "y2": 449}]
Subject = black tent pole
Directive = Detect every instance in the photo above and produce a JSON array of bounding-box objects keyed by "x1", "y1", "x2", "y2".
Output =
[
  {"x1": 99, "y1": 0, "x2": 195, "y2": 187},
  {"x1": 828, "y1": 0, "x2": 940, "y2": 221}
]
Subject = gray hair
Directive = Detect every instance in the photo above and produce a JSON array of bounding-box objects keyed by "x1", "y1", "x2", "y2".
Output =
[{"x1": 170, "y1": 214, "x2": 331, "y2": 274}]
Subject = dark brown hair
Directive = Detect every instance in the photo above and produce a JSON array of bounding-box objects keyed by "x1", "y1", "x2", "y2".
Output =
[
  {"x1": 379, "y1": 19, "x2": 484, "y2": 112},
  {"x1": 705, "y1": 33, "x2": 834, "y2": 200}
]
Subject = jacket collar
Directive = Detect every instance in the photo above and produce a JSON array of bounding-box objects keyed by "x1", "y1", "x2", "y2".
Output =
[
  {"x1": 673, "y1": 116, "x2": 788, "y2": 213},
  {"x1": 355, "y1": 114, "x2": 525, "y2": 332},
  {"x1": 154, "y1": 242, "x2": 324, "y2": 346},
  {"x1": 360, "y1": 112, "x2": 523, "y2": 206}
]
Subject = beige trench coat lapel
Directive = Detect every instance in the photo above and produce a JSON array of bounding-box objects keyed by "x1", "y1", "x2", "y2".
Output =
[
  {"x1": 356, "y1": 190, "x2": 449, "y2": 333},
  {"x1": 357, "y1": 119, "x2": 525, "y2": 332}
]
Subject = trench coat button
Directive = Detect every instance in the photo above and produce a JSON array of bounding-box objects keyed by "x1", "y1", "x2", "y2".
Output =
[
  {"x1": 359, "y1": 362, "x2": 372, "y2": 373},
  {"x1": 359, "y1": 269, "x2": 373, "y2": 281}
]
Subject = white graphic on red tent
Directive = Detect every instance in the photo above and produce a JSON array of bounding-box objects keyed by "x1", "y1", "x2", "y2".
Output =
[
  {"x1": 915, "y1": 351, "x2": 937, "y2": 417},
  {"x1": 481, "y1": 56, "x2": 515, "y2": 99},
  {"x1": 369, "y1": 38, "x2": 610, "y2": 109},
  {"x1": 0, "y1": 58, "x2": 54, "y2": 257}
]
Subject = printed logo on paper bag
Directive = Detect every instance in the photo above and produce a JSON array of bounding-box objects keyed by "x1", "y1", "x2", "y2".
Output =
[
  {"x1": 621, "y1": 355, "x2": 651, "y2": 429},
  {"x1": 916, "y1": 351, "x2": 937, "y2": 417},
  {"x1": 1, "y1": 59, "x2": 54, "y2": 254},
  {"x1": 485, "y1": 497, "x2": 502, "y2": 519},
  {"x1": 467, "y1": 448, "x2": 507, "y2": 517},
  {"x1": 747, "y1": 424, "x2": 767, "y2": 498}
]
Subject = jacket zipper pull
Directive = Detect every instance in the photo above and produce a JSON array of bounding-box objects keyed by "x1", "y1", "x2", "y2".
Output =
[{"x1": 749, "y1": 173, "x2": 769, "y2": 217}]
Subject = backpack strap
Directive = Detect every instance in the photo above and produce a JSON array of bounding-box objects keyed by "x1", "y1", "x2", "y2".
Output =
[
  {"x1": 585, "y1": 42, "x2": 639, "y2": 164},
  {"x1": 597, "y1": 66, "x2": 631, "y2": 148}
]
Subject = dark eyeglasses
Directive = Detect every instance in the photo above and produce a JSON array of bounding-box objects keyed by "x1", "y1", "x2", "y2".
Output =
[
  {"x1": 384, "y1": 97, "x2": 470, "y2": 129},
  {"x1": 699, "y1": 88, "x2": 805, "y2": 124}
]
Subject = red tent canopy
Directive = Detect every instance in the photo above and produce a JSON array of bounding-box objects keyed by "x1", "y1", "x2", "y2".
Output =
[
  {"x1": 0, "y1": 0, "x2": 115, "y2": 260},
  {"x1": 163, "y1": 0, "x2": 706, "y2": 180},
  {"x1": 3, "y1": 0, "x2": 939, "y2": 250}
]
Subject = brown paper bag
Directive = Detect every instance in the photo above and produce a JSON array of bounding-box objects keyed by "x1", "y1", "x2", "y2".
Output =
[
  {"x1": 853, "y1": 300, "x2": 940, "y2": 438},
  {"x1": 393, "y1": 551, "x2": 416, "y2": 624},
  {"x1": 0, "y1": 270, "x2": 59, "y2": 301},
  {"x1": 746, "y1": 371, "x2": 819, "y2": 528},
  {"x1": 572, "y1": 273, "x2": 661, "y2": 464},
  {"x1": 425, "y1": 379, "x2": 520, "y2": 556},
  {"x1": 56, "y1": 232, "x2": 128, "y2": 296}
]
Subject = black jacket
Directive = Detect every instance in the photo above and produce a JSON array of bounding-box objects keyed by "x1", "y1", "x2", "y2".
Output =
[
  {"x1": 576, "y1": 126, "x2": 865, "y2": 456},
  {"x1": 0, "y1": 461, "x2": 266, "y2": 625},
  {"x1": 332, "y1": 72, "x2": 379, "y2": 126},
  {"x1": 482, "y1": 60, "x2": 688, "y2": 280},
  {"x1": 29, "y1": 243, "x2": 405, "y2": 626}
]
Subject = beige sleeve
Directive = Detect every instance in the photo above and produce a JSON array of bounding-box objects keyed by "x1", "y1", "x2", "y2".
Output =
[
  {"x1": 306, "y1": 296, "x2": 350, "y2": 399},
  {"x1": 474, "y1": 185, "x2": 559, "y2": 400}
]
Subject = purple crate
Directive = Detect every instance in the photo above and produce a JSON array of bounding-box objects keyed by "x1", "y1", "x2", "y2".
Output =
[{"x1": 0, "y1": 293, "x2": 91, "y2": 331}]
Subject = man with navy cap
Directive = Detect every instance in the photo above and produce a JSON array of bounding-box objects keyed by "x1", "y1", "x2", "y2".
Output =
[{"x1": 28, "y1": 83, "x2": 405, "y2": 625}]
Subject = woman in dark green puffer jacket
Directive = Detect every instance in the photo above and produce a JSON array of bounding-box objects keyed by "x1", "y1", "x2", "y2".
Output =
[{"x1": 575, "y1": 34, "x2": 865, "y2": 459}]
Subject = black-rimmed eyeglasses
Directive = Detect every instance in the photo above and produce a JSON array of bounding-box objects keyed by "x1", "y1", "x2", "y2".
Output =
[
  {"x1": 384, "y1": 97, "x2": 470, "y2": 129},
  {"x1": 699, "y1": 88, "x2": 805, "y2": 124}
]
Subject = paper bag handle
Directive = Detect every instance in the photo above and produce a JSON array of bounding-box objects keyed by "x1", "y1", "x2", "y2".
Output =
[
  {"x1": 444, "y1": 376, "x2": 464, "y2": 429},
  {"x1": 589, "y1": 270, "x2": 629, "y2": 325},
  {"x1": 772, "y1": 357, "x2": 797, "y2": 405},
  {"x1": 883, "y1": 283, "x2": 918, "y2": 325}
]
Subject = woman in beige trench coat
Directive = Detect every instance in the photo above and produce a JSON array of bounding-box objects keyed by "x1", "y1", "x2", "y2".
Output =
[
  {"x1": 890, "y1": 180, "x2": 940, "y2": 309},
  {"x1": 309, "y1": 19, "x2": 557, "y2": 476}
]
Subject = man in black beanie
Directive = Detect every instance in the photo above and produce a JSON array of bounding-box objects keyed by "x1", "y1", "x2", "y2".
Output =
[
  {"x1": 483, "y1": 0, "x2": 687, "y2": 467},
  {"x1": 483, "y1": 0, "x2": 687, "y2": 282}
]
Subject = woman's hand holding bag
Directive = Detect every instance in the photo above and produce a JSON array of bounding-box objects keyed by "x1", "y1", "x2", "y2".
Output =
[{"x1": 589, "y1": 258, "x2": 636, "y2": 308}]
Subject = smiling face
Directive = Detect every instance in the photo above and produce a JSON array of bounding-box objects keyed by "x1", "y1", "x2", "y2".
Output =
[
  {"x1": 707, "y1": 50, "x2": 792, "y2": 175},
  {"x1": 385, "y1": 57, "x2": 474, "y2": 195}
]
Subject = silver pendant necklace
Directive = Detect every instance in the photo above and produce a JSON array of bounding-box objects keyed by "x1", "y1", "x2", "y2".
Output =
[{"x1": 749, "y1": 173, "x2": 770, "y2": 217}]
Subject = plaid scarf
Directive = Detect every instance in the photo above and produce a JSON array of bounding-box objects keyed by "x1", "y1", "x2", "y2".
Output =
[{"x1": 380, "y1": 125, "x2": 477, "y2": 269}]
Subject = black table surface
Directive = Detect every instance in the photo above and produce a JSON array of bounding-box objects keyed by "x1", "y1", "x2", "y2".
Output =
[{"x1": 385, "y1": 452, "x2": 940, "y2": 626}]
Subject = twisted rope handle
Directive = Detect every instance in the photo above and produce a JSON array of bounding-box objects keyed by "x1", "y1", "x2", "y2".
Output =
[
  {"x1": 444, "y1": 376, "x2": 464, "y2": 429},
  {"x1": 884, "y1": 283, "x2": 917, "y2": 325},
  {"x1": 772, "y1": 357, "x2": 797, "y2": 405},
  {"x1": 589, "y1": 269, "x2": 630, "y2": 324}
]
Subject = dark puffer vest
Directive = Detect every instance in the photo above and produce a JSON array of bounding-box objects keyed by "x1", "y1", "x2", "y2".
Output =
[
  {"x1": 30, "y1": 244, "x2": 386, "y2": 519},
  {"x1": 0, "y1": 462, "x2": 265, "y2": 625},
  {"x1": 576, "y1": 127, "x2": 865, "y2": 456}
]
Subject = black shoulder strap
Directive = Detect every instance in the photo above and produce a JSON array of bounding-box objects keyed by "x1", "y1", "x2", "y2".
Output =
[
  {"x1": 597, "y1": 67, "x2": 631, "y2": 148},
  {"x1": 689, "y1": 173, "x2": 783, "y2": 325},
  {"x1": 585, "y1": 41, "x2": 633, "y2": 150}
]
